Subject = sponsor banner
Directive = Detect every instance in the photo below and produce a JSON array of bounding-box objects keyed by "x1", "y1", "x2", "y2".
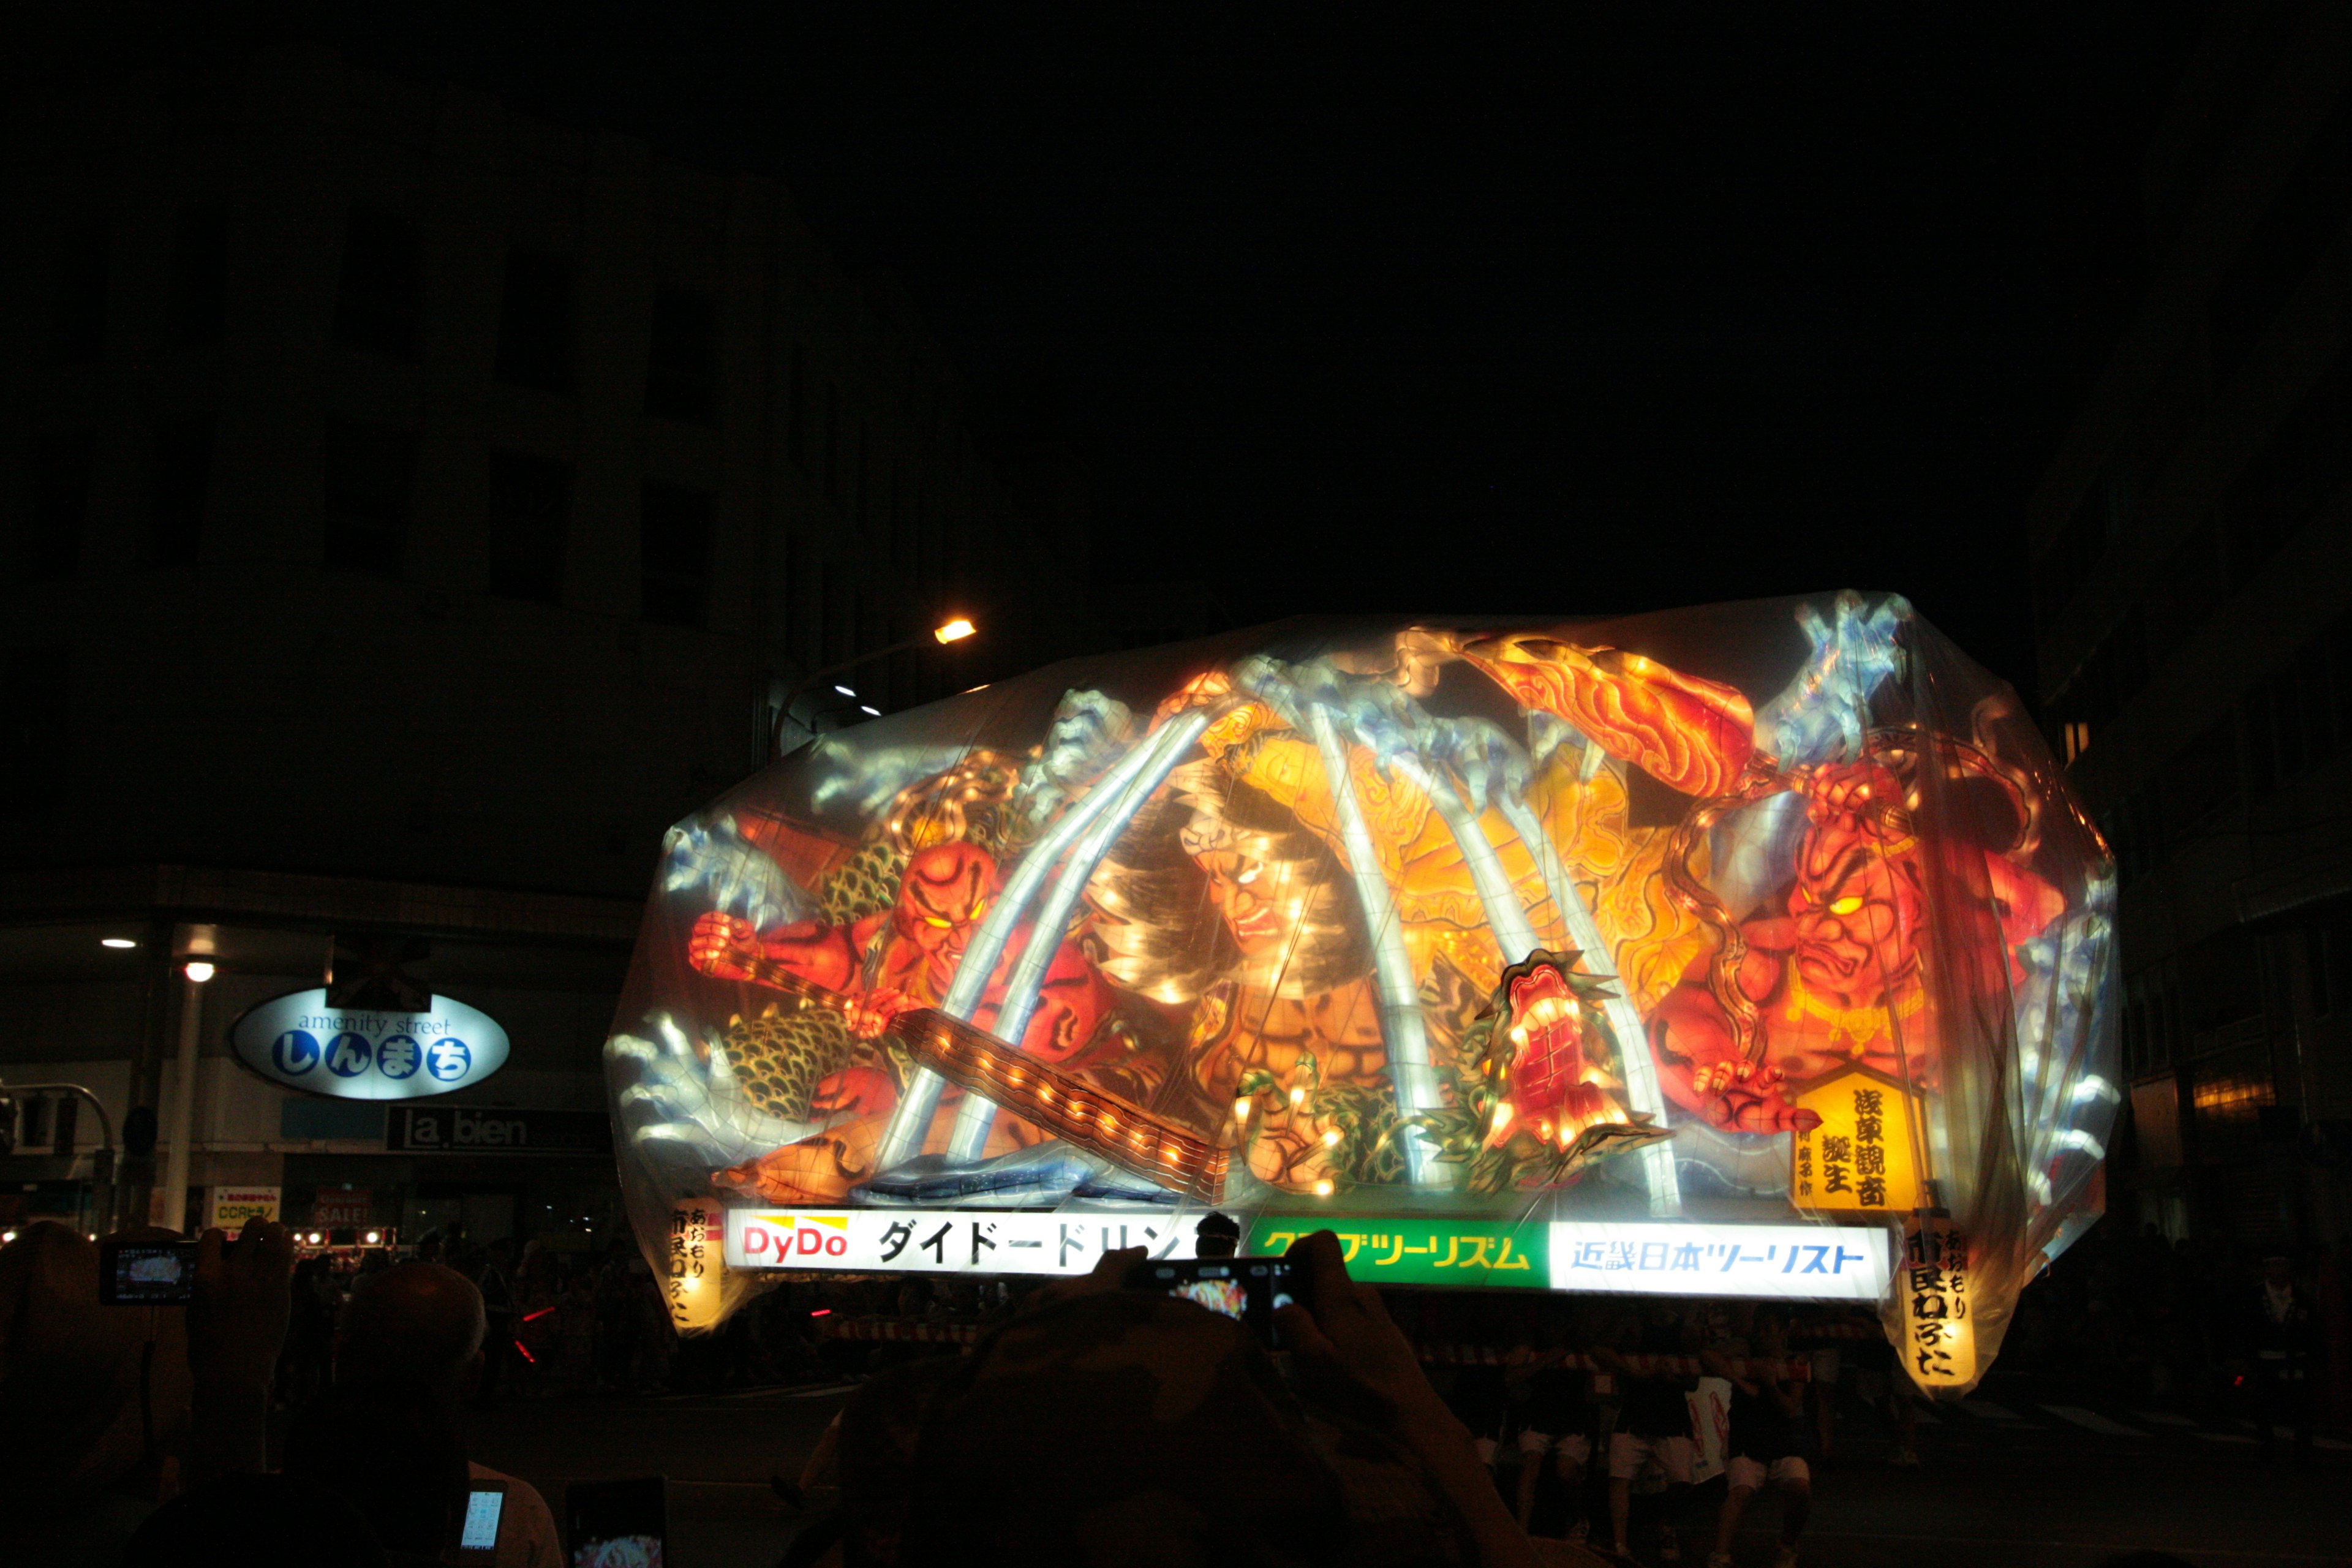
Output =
[
  {"x1": 1548, "y1": 1222, "x2": 1893, "y2": 1301},
  {"x1": 230, "y1": 988, "x2": 509, "y2": 1100},
  {"x1": 208, "y1": 1185, "x2": 281, "y2": 1229},
  {"x1": 389, "y1": 1106, "x2": 612, "y2": 1156},
  {"x1": 725, "y1": 1208, "x2": 1208, "y2": 1275},
  {"x1": 1245, "y1": 1216, "x2": 1550, "y2": 1289}
]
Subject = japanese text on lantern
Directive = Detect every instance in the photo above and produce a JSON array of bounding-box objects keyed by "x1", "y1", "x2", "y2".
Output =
[
  {"x1": 1899, "y1": 1218, "x2": 1974, "y2": 1389},
  {"x1": 667, "y1": 1200, "x2": 724, "y2": 1330}
]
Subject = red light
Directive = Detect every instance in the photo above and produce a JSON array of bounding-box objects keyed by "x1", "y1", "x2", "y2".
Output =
[
  {"x1": 512, "y1": 1340, "x2": 537, "y2": 1365},
  {"x1": 522, "y1": 1307, "x2": 556, "y2": 1322},
  {"x1": 810, "y1": 1308, "x2": 832, "y2": 1317}
]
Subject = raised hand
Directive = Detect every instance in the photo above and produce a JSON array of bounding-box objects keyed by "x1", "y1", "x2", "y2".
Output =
[
  {"x1": 662, "y1": 816, "x2": 802, "y2": 929},
  {"x1": 844, "y1": 985, "x2": 916, "y2": 1041},
  {"x1": 608, "y1": 1011, "x2": 832, "y2": 1166},
  {"x1": 688, "y1": 911, "x2": 761, "y2": 979}
]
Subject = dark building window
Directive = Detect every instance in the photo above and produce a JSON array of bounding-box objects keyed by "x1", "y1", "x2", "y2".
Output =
[
  {"x1": 788, "y1": 342, "x2": 809, "y2": 469},
  {"x1": 645, "y1": 287, "x2": 717, "y2": 424},
  {"x1": 146, "y1": 417, "x2": 214, "y2": 568},
  {"x1": 824, "y1": 383, "x2": 843, "y2": 503},
  {"x1": 22, "y1": 434, "x2": 95, "y2": 581},
  {"x1": 333, "y1": 205, "x2": 423, "y2": 358},
  {"x1": 486, "y1": 451, "x2": 570, "y2": 603},
  {"x1": 2162, "y1": 715, "x2": 2241, "y2": 839},
  {"x1": 0, "y1": 647, "x2": 70, "y2": 821},
  {"x1": 2310, "y1": 927, "x2": 2352, "y2": 1017},
  {"x1": 2035, "y1": 470, "x2": 2121, "y2": 625},
  {"x1": 2241, "y1": 614, "x2": 2350, "y2": 801},
  {"x1": 322, "y1": 419, "x2": 417, "y2": 577},
  {"x1": 167, "y1": 203, "x2": 230, "y2": 349},
  {"x1": 640, "y1": 481, "x2": 714, "y2": 627},
  {"x1": 2223, "y1": 347, "x2": 2352, "y2": 589},
  {"x1": 2208, "y1": 91, "x2": 2352, "y2": 382},
  {"x1": 495, "y1": 248, "x2": 575, "y2": 393},
  {"x1": 44, "y1": 217, "x2": 109, "y2": 366}
]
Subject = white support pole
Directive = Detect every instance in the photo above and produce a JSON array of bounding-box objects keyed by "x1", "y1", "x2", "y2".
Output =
[{"x1": 159, "y1": 967, "x2": 208, "y2": 1234}]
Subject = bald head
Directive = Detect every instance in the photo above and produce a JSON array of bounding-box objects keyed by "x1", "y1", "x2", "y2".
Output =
[{"x1": 336, "y1": 1262, "x2": 486, "y2": 1398}]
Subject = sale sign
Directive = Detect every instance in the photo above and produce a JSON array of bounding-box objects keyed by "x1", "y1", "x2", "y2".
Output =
[{"x1": 312, "y1": 1189, "x2": 374, "y2": 1229}]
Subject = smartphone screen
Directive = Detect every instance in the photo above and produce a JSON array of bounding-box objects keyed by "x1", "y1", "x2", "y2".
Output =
[
  {"x1": 1130, "y1": 1257, "x2": 1295, "y2": 1346},
  {"x1": 455, "y1": 1484, "x2": 506, "y2": 1560},
  {"x1": 98, "y1": 1240, "x2": 200, "y2": 1305},
  {"x1": 567, "y1": 1476, "x2": 666, "y2": 1568}
]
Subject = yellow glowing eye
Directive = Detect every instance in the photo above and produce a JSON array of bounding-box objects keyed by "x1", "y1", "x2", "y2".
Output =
[
  {"x1": 1236, "y1": 864, "x2": 1261, "y2": 886},
  {"x1": 924, "y1": 914, "x2": 956, "y2": 927},
  {"x1": 1828, "y1": 895, "x2": 1865, "y2": 916}
]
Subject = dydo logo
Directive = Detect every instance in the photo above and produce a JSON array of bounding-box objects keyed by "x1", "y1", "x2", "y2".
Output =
[{"x1": 739, "y1": 1213, "x2": 851, "y2": 1262}]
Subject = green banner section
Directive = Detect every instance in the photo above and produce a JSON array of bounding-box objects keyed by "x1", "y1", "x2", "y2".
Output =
[{"x1": 1247, "y1": 1215, "x2": 1550, "y2": 1289}]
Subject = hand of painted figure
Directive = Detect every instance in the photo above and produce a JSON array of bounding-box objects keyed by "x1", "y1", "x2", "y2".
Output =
[
  {"x1": 662, "y1": 816, "x2": 801, "y2": 930},
  {"x1": 608, "y1": 1012, "x2": 830, "y2": 1166},
  {"x1": 688, "y1": 912, "x2": 761, "y2": 979},
  {"x1": 845, "y1": 986, "x2": 918, "y2": 1041}
]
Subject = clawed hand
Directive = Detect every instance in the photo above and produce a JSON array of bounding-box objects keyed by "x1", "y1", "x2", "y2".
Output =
[{"x1": 688, "y1": 912, "x2": 760, "y2": 979}]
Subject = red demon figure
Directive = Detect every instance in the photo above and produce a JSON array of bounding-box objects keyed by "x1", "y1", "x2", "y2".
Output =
[
  {"x1": 687, "y1": 840, "x2": 1116, "y2": 1115},
  {"x1": 1648, "y1": 761, "x2": 2064, "y2": 1133}
]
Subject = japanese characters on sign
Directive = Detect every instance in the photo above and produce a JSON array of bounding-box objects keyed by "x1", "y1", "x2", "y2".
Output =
[
  {"x1": 1790, "y1": 1069, "x2": 1920, "y2": 1214},
  {"x1": 724, "y1": 1208, "x2": 1208, "y2": 1276},
  {"x1": 1898, "y1": 1215, "x2": 1975, "y2": 1387},
  {"x1": 1547, "y1": 1223, "x2": 1892, "y2": 1301},
  {"x1": 1245, "y1": 1216, "x2": 1549, "y2": 1289},
  {"x1": 667, "y1": 1198, "x2": 725, "y2": 1330},
  {"x1": 208, "y1": 1186, "x2": 281, "y2": 1229}
]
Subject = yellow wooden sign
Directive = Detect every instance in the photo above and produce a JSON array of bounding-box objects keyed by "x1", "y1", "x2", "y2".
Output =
[{"x1": 1789, "y1": 1067, "x2": 1920, "y2": 1215}]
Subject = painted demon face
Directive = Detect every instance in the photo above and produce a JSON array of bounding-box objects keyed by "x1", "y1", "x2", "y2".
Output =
[
  {"x1": 1196, "y1": 850, "x2": 1286, "y2": 956},
  {"x1": 889, "y1": 842, "x2": 997, "y2": 968},
  {"x1": 1504, "y1": 963, "x2": 1589, "y2": 1118},
  {"x1": 1789, "y1": 800, "x2": 1926, "y2": 1001}
]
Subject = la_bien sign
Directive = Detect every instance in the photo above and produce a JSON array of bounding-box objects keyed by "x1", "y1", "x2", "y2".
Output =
[{"x1": 391, "y1": 1104, "x2": 612, "y2": 1156}]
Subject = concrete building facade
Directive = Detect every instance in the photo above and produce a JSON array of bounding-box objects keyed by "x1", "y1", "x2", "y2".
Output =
[
  {"x1": 2030, "y1": 1, "x2": 2352, "y2": 1252},
  {"x1": 0, "y1": 43, "x2": 1091, "y2": 1243}
]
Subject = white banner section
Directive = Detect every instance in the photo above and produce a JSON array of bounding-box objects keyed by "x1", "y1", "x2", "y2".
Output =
[
  {"x1": 726, "y1": 1208, "x2": 1207, "y2": 1276},
  {"x1": 1548, "y1": 1222, "x2": 1892, "y2": 1301}
]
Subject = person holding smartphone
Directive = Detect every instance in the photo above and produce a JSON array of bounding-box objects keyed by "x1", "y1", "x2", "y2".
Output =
[
  {"x1": 334, "y1": 1262, "x2": 563, "y2": 1567},
  {"x1": 876, "y1": 1230, "x2": 1545, "y2": 1568}
]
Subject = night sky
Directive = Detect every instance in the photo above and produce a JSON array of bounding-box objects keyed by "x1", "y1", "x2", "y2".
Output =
[{"x1": 56, "y1": 3, "x2": 2217, "y2": 699}]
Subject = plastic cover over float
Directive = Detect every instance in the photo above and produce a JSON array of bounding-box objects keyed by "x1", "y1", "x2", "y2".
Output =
[{"x1": 603, "y1": 594, "x2": 2116, "y2": 1395}]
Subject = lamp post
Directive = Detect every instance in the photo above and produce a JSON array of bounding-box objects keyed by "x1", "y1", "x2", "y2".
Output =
[
  {"x1": 772, "y1": 616, "x2": 977, "y2": 756},
  {"x1": 159, "y1": 956, "x2": 213, "y2": 1236}
]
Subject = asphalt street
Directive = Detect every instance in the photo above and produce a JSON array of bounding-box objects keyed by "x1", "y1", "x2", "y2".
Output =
[{"x1": 468, "y1": 1367, "x2": 2350, "y2": 1568}]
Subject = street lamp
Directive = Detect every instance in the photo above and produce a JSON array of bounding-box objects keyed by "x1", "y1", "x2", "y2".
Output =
[{"x1": 773, "y1": 616, "x2": 980, "y2": 755}]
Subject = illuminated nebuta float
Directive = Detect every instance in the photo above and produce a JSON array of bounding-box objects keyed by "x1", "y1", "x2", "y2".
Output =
[{"x1": 608, "y1": 594, "x2": 2115, "y2": 1391}]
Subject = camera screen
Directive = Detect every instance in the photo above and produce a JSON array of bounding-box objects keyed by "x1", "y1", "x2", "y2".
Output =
[
  {"x1": 103, "y1": 1242, "x2": 198, "y2": 1305},
  {"x1": 460, "y1": 1488, "x2": 506, "y2": 1551},
  {"x1": 568, "y1": 1477, "x2": 665, "y2": 1568},
  {"x1": 1137, "y1": 1259, "x2": 1294, "y2": 1343}
]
